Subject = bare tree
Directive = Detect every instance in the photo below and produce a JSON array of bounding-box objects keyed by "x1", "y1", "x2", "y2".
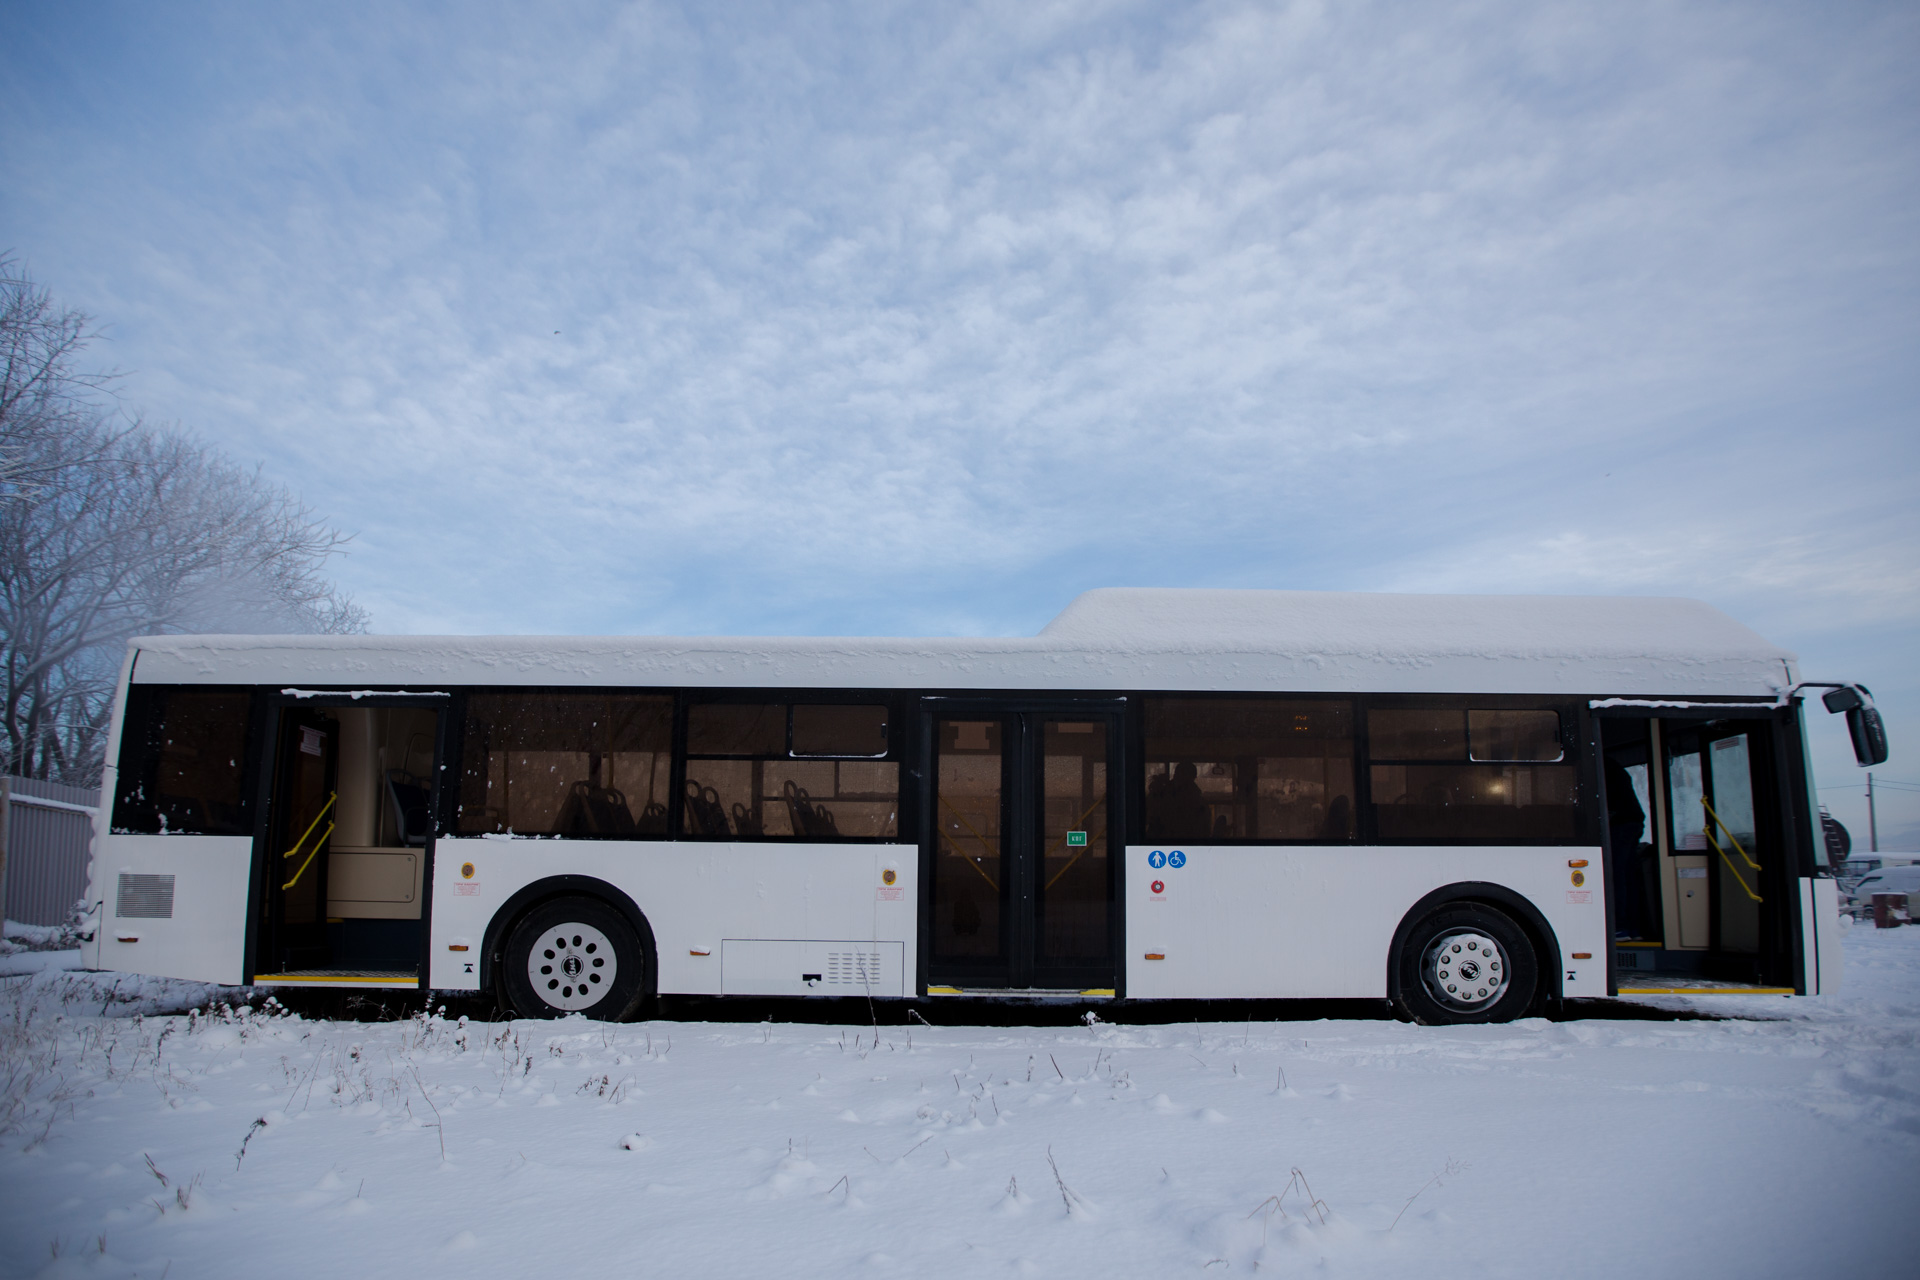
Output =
[
  {"x1": 0, "y1": 257, "x2": 367, "y2": 785},
  {"x1": 0, "y1": 257, "x2": 107, "y2": 494}
]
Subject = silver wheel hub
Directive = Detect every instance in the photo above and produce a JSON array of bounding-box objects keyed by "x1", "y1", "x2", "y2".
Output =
[
  {"x1": 528, "y1": 922, "x2": 616, "y2": 1012},
  {"x1": 1422, "y1": 929, "x2": 1507, "y2": 1010}
]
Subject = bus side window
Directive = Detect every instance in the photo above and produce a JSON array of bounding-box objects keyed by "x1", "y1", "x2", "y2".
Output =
[
  {"x1": 1142, "y1": 698, "x2": 1356, "y2": 842},
  {"x1": 111, "y1": 686, "x2": 255, "y2": 835},
  {"x1": 682, "y1": 701, "x2": 899, "y2": 840},
  {"x1": 1366, "y1": 704, "x2": 1579, "y2": 843},
  {"x1": 456, "y1": 693, "x2": 673, "y2": 837}
]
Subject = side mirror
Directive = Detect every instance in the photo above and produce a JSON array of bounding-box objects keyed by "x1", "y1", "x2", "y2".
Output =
[{"x1": 1823, "y1": 685, "x2": 1890, "y2": 767}]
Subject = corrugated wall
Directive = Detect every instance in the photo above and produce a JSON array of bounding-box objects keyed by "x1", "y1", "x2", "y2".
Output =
[{"x1": 3, "y1": 775, "x2": 100, "y2": 927}]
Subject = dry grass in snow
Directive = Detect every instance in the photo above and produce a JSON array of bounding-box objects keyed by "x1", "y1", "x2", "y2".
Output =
[{"x1": 1, "y1": 928, "x2": 1917, "y2": 1277}]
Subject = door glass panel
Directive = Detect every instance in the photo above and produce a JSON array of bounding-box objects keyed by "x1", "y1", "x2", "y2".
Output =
[
  {"x1": 932, "y1": 720, "x2": 1004, "y2": 962},
  {"x1": 1708, "y1": 736, "x2": 1756, "y2": 843},
  {"x1": 268, "y1": 712, "x2": 337, "y2": 972},
  {"x1": 1624, "y1": 762, "x2": 1650, "y2": 828},
  {"x1": 1668, "y1": 749, "x2": 1705, "y2": 851},
  {"x1": 1039, "y1": 721, "x2": 1108, "y2": 964},
  {"x1": 1708, "y1": 734, "x2": 1762, "y2": 953},
  {"x1": 280, "y1": 722, "x2": 332, "y2": 930}
]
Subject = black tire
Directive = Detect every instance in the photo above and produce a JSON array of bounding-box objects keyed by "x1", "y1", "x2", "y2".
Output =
[
  {"x1": 499, "y1": 897, "x2": 646, "y2": 1021},
  {"x1": 1393, "y1": 902, "x2": 1539, "y2": 1025}
]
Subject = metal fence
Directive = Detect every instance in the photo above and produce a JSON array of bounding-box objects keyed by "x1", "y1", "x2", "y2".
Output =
[{"x1": 2, "y1": 775, "x2": 99, "y2": 927}]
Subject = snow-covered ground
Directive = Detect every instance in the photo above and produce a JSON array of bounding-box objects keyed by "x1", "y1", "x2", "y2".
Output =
[{"x1": 3, "y1": 928, "x2": 1916, "y2": 1278}]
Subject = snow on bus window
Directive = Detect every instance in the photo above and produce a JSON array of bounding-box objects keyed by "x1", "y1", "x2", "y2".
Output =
[
  {"x1": 1142, "y1": 699, "x2": 1355, "y2": 842},
  {"x1": 456, "y1": 694, "x2": 672, "y2": 837},
  {"x1": 112, "y1": 686, "x2": 255, "y2": 835}
]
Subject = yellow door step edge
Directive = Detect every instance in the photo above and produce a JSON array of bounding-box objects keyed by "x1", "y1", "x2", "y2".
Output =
[
  {"x1": 1617, "y1": 985, "x2": 1794, "y2": 995},
  {"x1": 252, "y1": 974, "x2": 420, "y2": 987}
]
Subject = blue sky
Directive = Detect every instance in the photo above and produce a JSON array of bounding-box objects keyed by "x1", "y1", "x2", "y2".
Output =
[{"x1": 3, "y1": 0, "x2": 1916, "y2": 843}]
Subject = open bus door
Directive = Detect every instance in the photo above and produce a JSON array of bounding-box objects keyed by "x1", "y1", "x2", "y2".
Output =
[
  {"x1": 250, "y1": 695, "x2": 447, "y2": 986},
  {"x1": 1599, "y1": 709, "x2": 1807, "y2": 994}
]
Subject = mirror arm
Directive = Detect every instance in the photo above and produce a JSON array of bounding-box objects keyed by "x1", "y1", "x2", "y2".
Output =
[{"x1": 1789, "y1": 682, "x2": 1889, "y2": 768}]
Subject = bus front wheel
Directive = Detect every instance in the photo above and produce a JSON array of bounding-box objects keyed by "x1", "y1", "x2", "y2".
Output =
[
  {"x1": 500, "y1": 897, "x2": 646, "y2": 1020},
  {"x1": 1394, "y1": 902, "x2": 1538, "y2": 1025}
]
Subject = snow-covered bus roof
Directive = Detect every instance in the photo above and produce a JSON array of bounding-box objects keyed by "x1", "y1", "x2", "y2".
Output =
[{"x1": 126, "y1": 589, "x2": 1799, "y2": 698}]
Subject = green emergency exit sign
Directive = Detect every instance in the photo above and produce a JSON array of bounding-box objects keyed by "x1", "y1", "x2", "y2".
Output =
[{"x1": 1067, "y1": 831, "x2": 1087, "y2": 847}]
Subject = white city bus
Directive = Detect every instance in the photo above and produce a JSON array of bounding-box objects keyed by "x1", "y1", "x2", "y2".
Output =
[{"x1": 85, "y1": 590, "x2": 1886, "y2": 1024}]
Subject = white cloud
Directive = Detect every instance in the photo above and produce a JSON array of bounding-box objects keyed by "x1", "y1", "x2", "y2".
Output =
[{"x1": 0, "y1": 0, "x2": 1913, "y2": 665}]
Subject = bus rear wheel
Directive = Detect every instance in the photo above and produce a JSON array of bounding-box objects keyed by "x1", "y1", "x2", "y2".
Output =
[
  {"x1": 1394, "y1": 902, "x2": 1538, "y2": 1025},
  {"x1": 500, "y1": 897, "x2": 645, "y2": 1020}
]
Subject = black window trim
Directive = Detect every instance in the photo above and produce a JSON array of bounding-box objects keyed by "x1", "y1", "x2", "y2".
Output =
[
  {"x1": 1359, "y1": 693, "x2": 1593, "y2": 846},
  {"x1": 110, "y1": 683, "x2": 265, "y2": 838},
  {"x1": 676, "y1": 689, "x2": 905, "y2": 843},
  {"x1": 450, "y1": 685, "x2": 678, "y2": 841},
  {"x1": 1134, "y1": 690, "x2": 1363, "y2": 846}
]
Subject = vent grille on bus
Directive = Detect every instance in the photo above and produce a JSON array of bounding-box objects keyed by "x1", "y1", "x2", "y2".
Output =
[
  {"x1": 825, "y1": 951, "x2": 881, "y2": 987},
  {"x1": 116, "y1": 873, "x2": 176, "y2": 919}
]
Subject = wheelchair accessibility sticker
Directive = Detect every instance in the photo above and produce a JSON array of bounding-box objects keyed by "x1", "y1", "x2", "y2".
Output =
[{"x1": 1147, "y1": 850, "x2": 1188, "y2": 870}]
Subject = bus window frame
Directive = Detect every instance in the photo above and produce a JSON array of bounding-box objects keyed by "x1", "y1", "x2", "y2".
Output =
[
  {"x1": 448, "y1": 687, "x2": 677, "y2": 840},
  {"x1": 1128, "y1": 691, "x2": 1362, "y2": 846},
  {"x1": 110, "y1": 683, "x2": 267, "y2": 838},
  {"x1": 1357, "y1": 694, "x2": 1595, "y2": 846},
  {"x1": 674, "y1": 689, "x2": 909, "y2": 843}
]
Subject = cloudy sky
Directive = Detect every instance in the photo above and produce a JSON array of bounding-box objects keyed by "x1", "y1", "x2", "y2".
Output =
[{"x1": 4, "y1": 0, "x2": 1916, "y2": 841}]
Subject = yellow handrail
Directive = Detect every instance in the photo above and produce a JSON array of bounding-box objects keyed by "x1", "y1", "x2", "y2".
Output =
[
  {"x1": 281, "y1": 792, "x2": 337, "y2": 891},
  {"x1": 1701, "y1": 798, "x2": 1760, "y2": 869},
  {"x1": 1700, "y1": 797, "x2": 1762, "y2": 903},
  {"x1": 938, "y1": 795, "x2": 1001, "y2": 891}
]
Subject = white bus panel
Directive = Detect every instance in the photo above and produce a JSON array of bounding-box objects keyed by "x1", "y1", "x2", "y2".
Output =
[
  {"x1": 1125, "y1": 845, "x2": 1608, "y2": 1000},
  {"x1": 93, "y1": 835, "x2": 253, "y2": 986},
  {"x1": 428, "y1": 839, "x2": 917, "y2": 996}
]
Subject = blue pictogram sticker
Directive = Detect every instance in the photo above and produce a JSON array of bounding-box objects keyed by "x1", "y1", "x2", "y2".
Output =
[
  {"x1": 1147, "y1": 850, "x2": 1167, "y2": 869},
  {"x1": 1168, "y1": 850, "x2": 1187, "y2": 869}
]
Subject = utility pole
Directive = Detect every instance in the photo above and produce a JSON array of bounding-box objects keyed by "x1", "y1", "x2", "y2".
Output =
[{"x1": 1867, "y1": 772, "x2": 1878, "y2": 853}]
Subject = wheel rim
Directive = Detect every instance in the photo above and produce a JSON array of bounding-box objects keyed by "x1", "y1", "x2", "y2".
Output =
[
  {"x1": 1421, "y1": 929, "x2": 1508, "y2": 1011},
  {"x1": 527, "y1": 922, "x2": 617, "y2": 1012}
]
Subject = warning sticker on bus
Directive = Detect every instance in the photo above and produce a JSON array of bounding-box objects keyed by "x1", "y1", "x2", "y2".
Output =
[{"x1": 1566, "y1": 890, "x2": 1592, "y2": 904}]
